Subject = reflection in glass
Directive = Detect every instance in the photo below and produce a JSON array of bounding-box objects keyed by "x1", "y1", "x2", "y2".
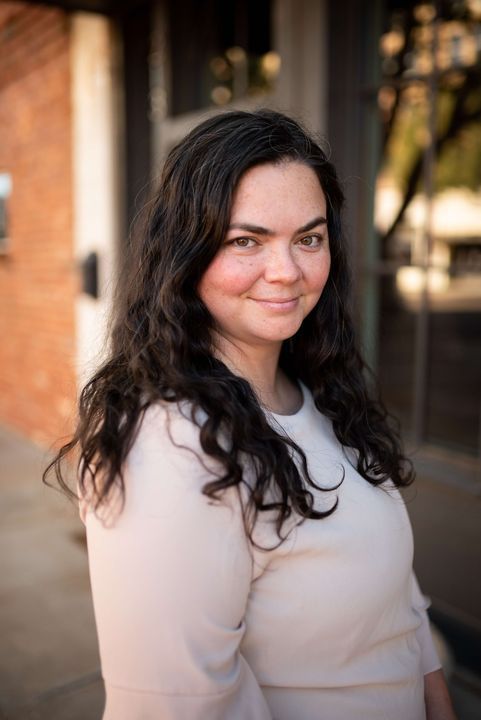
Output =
[
  {"x1": 425, "y1": 110, "x2": 481, "y2": 453},
  {"x1": 166, "y1": 0, "x2": 276, "y2": 116},
  {"x1": 378, "y1": 275, "x2": 416, "y2": 436},
  {"x1": 374, "y1": 0, "x2": 481, "y2": 456}
]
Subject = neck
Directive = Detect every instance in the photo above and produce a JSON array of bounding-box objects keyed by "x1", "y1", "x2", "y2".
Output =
[{"x1": 211, "y1": 334, "x2": 300, "y2": 414}]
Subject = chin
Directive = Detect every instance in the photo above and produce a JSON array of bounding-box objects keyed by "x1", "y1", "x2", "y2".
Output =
[{"x1": 256, "y1": 325, "x2": 304, "y2": 345}]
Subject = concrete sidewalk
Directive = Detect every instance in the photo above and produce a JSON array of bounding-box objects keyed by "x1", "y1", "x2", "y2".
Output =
[
  {"x1": 0, "y1": 425, "x2": 104, "y2": 719},
  {"x1": 1, "y1": 424, "x2": 481, "y2": 720}
]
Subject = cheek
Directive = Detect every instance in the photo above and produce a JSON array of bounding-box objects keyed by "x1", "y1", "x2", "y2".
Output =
[
  {"x1": 307, "y1": 253, "x2": 331, "y2": 294},
  {"x1": 198, "y1": 255, "x2": 257, "y2": 304}
]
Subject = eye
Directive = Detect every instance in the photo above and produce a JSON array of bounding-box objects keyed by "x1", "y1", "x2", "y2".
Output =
[
  {"x1": 227, "y1": 236, "x2": 258, "y2": 248},
  {"x1": 298, "y1": 234, "x2": 323, "y2": 248}
]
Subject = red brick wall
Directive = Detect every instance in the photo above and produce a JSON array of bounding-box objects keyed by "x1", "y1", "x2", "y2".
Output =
[{"x1": 0, "y1": 2, "x2": 77, "y2": 447}]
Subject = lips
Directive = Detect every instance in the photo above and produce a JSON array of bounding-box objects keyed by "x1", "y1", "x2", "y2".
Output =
[
  {"x1": 253, "y1": 298, "x2": 297, "y2": 303},
  {"x1": 250, "y1": 297, "x2": 299, "y2": 311}
]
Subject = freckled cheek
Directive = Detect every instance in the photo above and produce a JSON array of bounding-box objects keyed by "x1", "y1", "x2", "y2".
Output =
[
  {"x1": 306, "y1": 255, "x2": 331, "y2": 295},
  {"x1": 200, "y1": 257, "x2": 258, "y2": 298}
]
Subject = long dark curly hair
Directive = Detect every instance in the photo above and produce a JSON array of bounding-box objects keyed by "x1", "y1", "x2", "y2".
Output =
[{"x1": 44, "y1": 109, "x2": 414, "y2": 547}]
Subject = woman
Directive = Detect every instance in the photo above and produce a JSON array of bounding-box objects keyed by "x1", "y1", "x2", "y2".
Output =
[{"x1": 46, "y1": 110, "x2": 456, "y2": 719}]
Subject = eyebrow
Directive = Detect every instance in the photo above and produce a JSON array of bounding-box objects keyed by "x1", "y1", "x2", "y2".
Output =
[{"x1": 227, "y1": 215, "x2": 327, "y2": 236}]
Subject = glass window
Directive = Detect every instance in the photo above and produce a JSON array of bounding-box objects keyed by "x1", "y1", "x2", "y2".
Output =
[
  {"x1": 374, "y1": 0, "x2": 481, "y2": 456},
  {"x1": 165, "y1": 0, "x2": 277, "y2": 116}
]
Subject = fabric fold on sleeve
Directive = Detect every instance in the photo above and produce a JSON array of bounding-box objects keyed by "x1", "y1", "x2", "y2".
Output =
[{"x1": 102, "y1": 656, "x2": 271, "y2": 720}]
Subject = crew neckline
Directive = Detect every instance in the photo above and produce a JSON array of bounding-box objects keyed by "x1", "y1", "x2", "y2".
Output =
[{"x1": 268, "y1": 380, "x2": 308, "y2": 419}]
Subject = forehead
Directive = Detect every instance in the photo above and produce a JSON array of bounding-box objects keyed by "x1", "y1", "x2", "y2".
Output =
[{"x1": 230, "y1": 161, "x2": 326, "y2": 222}]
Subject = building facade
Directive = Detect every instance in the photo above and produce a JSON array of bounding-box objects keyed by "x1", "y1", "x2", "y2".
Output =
[{"x1": 0, "y1": 2, "x2": 76, "y2": 446}]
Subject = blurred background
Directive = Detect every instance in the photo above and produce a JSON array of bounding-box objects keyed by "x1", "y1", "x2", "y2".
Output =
[{"x1": 0, "y1": 0, "x2": 480, "y2": 718}]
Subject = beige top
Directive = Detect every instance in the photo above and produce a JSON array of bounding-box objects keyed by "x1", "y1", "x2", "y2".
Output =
[{"x1": 83, "y1": 382, "x2": 441, "y2": 720}]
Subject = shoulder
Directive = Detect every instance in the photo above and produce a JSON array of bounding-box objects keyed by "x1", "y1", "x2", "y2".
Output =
[
  {"x1": 125, "y1": 399, "x2": 225, "y2": 509},
  {"x1": 80, "y1": 399, "x2": 229, "y2": 526},
  {"x1": 131, "y1": 399, "x2": 207, "y2": 466}
]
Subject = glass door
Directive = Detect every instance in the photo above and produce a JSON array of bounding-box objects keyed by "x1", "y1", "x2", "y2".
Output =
[{"x1": 373, "y1": 0, "x2": 481, "y2": 471}]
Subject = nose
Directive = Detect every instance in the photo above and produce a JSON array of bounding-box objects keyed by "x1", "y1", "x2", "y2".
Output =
[{"x1": 263, "y1": 244, "x2": 302, "y2": 284}]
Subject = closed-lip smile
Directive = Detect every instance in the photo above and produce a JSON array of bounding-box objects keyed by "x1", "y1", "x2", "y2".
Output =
[
  {"x1": 251, "y1": 297, "x2": 298, "y2": 303},
  {"x1": 250, "y1": 297, "x2": 300, "y2": 311}
]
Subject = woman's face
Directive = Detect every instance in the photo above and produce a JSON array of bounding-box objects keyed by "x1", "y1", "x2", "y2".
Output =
[{"x1": 198, "y1": 161, "x2": 331, "y2": 352}]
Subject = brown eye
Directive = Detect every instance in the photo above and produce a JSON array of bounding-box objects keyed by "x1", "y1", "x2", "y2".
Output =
[
  {"x1": 229, "y1": 237, "x2": 257, "y2": 248},
  {"x1": 298, "y1": 235, "x2": 322, "y2": 247}
]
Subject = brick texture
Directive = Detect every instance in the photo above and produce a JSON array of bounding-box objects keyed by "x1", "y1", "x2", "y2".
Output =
[{"x1": 0, "y1": 2, "x2": 78, "y2": 447}]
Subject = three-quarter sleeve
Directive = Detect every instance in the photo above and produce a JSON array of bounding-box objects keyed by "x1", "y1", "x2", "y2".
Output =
[
  {"x1": 411, "y1": 572, "x2": 442, "y2": 675},
  {"x1": 84, "y1": 403, "x2": 272, "y2": 719}
]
